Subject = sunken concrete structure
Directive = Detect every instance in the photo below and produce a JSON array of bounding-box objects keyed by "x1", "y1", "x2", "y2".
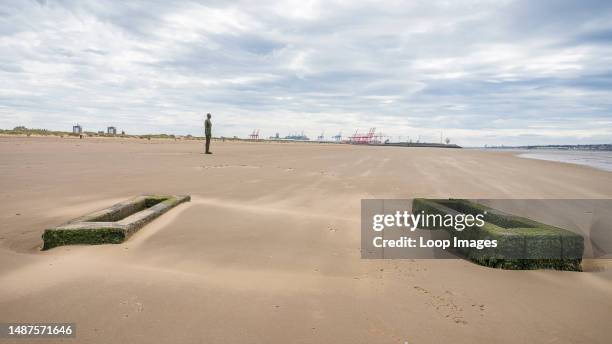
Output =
[
  {"x1": 42, "y1": 195, "x2": 190, "y2": 250},
  {"x1": 412, "y1": 198, "x2": 584, "y2": 271}
]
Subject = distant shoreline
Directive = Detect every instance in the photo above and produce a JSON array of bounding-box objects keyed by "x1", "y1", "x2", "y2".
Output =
[
  {"x1": 484, "y1": 144, "x2": 612, "y2": 152},
  {"x1": 0, "y1": 129, "x2": 460, "y2": 147}
]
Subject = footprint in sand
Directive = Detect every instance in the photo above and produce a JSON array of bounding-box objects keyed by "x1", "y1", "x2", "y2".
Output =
[
  {"x1": 413, "y1": 286, "x2": 467, "y2": 325},
  {"x1": 471, "y1": 303, "x2": 486, "y2": 316},
  {"x1": 119, "y1": 297, "x2": 145, "y2": 317}
]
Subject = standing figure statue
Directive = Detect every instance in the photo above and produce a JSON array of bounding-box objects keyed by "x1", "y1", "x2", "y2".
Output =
[{"x1": 204, "y1": 113, "x2": 212, "y2": 154}]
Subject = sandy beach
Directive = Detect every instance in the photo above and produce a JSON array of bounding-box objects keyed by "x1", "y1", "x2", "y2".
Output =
[{"x1": 1, "y1": 136, "x2": 611, "y2": 344}]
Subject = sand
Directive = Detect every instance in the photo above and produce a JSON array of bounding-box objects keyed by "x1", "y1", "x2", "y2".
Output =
[{"x1": 0, "y1": 136, "x2": 611, "y2": 344}]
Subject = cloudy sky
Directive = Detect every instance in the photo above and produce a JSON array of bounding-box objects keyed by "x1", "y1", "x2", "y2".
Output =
[{"x1": 1, "y1": 0, "x2": 611, "y2": 146}]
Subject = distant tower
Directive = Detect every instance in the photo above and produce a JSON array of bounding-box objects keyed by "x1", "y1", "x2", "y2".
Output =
[
  {"x1": 107, "y1": 126, "x2": 117, "y2": 135},
  {"x1": 72, "y1": 124, "x2": 82, "y2": 134}
]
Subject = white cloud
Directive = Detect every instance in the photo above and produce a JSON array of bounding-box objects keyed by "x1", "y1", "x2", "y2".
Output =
[{"x1": 0, "y1": 0, "x2": 611, "y2": 146}]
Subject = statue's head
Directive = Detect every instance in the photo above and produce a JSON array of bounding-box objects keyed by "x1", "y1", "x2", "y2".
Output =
[{"x1": 207, "y1": 113, "x2": 211, "y2": 119}]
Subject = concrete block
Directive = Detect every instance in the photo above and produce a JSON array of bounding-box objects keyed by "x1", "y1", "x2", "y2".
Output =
[{"x1": 42, "y1": 195, "x2": 190, "y2": 250}]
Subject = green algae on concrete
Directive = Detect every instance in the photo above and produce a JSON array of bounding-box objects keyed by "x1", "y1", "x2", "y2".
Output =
[
  {"x1": 412, "y1": 198, "x2": 584, "y2": 271},
  {"x1": 42, "y1": 195, "x2": 190, "y2": 250}
]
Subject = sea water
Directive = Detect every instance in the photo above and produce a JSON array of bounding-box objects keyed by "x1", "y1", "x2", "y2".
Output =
[{"x1": 516, "y1": 149, "x2": 612, "y2": 172}]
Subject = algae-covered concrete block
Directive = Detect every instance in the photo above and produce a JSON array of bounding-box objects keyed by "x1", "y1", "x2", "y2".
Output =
[
  {"x1": 42, "y1": 195, "x2": 190, "y2": 250},
  {"x1": 412, "y1": 198, "x2": 584, "y2": 271}
]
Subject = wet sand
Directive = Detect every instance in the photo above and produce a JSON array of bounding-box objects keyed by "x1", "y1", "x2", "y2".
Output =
[{"x1": 0, "y1": 136, "x2": 611, "y2": 344}]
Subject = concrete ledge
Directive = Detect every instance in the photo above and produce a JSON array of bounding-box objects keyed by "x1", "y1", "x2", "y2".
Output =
[
  {"x1": 42, "y1": 195, "x2": 190, "y2": 250},
  {"x1": 412, "y1": 198, "x2": 584, "y2": 271}
]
